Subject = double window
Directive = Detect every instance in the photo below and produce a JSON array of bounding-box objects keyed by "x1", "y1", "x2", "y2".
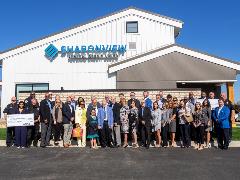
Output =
[
  {"x1": 126, "y1": 21, "x2": 138, "y2": 33},
  {"x1": 15, "y1": 83, "x2": 49, "y2": 99}
]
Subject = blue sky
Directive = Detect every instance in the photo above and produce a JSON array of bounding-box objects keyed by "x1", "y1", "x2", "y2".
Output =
[{"x1": 0, "y1": 0, "x2": 240, "y2": 100}]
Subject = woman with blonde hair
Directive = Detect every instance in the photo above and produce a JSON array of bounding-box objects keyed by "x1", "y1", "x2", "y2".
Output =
[{"x1": 75, "y1": 97, "x2": 87, "y2": 147}]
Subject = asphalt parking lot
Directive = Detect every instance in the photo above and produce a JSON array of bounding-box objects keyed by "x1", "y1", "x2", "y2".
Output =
[{"x1": 0, "y1": 147, "x2": 239, "y2": 180}]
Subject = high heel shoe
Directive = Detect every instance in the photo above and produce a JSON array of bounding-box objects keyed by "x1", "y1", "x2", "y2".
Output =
[{"x1": 122, "y1": 144, "x2": 128, "y2": 148}]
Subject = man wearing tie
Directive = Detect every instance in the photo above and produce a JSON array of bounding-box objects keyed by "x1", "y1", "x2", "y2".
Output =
[
  {"x1": 139, "y1": 99, "x2": 152, "y2": 149},
  {"x1": 212, "y1": 98, "x2": 230, "y2": 150},
  {"x1": 98, "y1": 99, "x2": 114, "y2": 148},
  {"x1": 62, "y1": 96, "x2": 75, "y2": 148},
  {"x1": 40, "y1": 92, "x2": 53, "y2": 148}
]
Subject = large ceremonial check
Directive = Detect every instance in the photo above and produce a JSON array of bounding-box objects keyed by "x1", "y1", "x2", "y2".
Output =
[{"x1": 7, "y1": 114, "x2": 34, "y2": 127}]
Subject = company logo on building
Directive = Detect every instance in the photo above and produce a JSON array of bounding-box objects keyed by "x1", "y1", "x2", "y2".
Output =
[
  {"x1": 45, "y1": 44, "x2": 58, "y2": 60},
  {"x1": 44, "y1": 44, "x2": 127, "y2": 62}
]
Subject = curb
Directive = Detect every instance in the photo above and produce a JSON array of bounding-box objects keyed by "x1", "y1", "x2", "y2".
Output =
[{"x1": 0, "y1": 140, "x2": 240, "y2": 148}]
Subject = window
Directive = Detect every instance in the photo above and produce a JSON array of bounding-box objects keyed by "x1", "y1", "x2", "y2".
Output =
[
  {"x1": 15, "y1": 83, "x2": 49, "y2": 99},
  {"x1": 126, "y1": 21, "x2": 138, "y2": 33},
  {"x1": 128, "y1": 42, "x2": 136, "y2": 50}
]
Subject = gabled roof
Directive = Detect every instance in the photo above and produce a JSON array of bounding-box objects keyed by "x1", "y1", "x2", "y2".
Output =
[
  {"x1": 0, "y1": 6, "x2": 183, "y2": 59},
  {"x1": 108, "y1": 44, "x2": 240, "y2": 73}
]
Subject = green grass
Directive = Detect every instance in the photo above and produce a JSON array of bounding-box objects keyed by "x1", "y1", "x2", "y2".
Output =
[
  {"x1": 0, "y1": 128, "x2": 239, "y2": 141},
  {"x1": 0, "y1": 128, "x2": 6, "y2": 140},
  {"x1": 232, "y1": 127, "x2": 240, "y2": 141}
]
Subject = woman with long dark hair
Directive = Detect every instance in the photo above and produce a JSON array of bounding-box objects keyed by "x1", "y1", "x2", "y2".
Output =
[
  {"x1": 178, "y1": 100, "x2": 191, "y2": 148},
  {"x1": 15, "y1": 101, "x2": 29, "y2": 148},
  {"x1": 151, "y1": 101, "x2": 162, "y2": 147},
  {"x1": 202, "y1": 99, "x2": 212, "y2": 148},
  {"x1": 192, "y1": 102, "x2": 205, "y2": 150}
]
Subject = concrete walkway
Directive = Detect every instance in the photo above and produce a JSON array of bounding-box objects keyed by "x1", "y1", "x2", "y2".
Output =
[{"x1": 0, "y1": 140, "x2": 239, "y2": 148}]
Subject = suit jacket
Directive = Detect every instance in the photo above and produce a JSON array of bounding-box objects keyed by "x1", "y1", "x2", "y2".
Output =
[
  {"x1": 139, "y1": 107, "x2": 152, "y2": 127},
  {"x1": 62, "y1": 103, "x2": 75, "y2": 124},
  {"x1": 145, "y1": 97, "x2": 153, "y2": 110},
  {"x1": 87, "y1": 102, "x2": 101, "y2": 119},
  {"x1": 40, "y1": 99, "x2": 52, "y2": 123},
  {"x1": 128, "y1": 98, "x2": 141, "y2": 109},
  {"x1": 112, "y1": 102, "x2": 121, "y2": 125},
  {"x1": 212, "y1": 106, "x2": 230, "y2": 129},
  {"x1": 97, "y1": 106, "x2": 113, "y2": 128}
]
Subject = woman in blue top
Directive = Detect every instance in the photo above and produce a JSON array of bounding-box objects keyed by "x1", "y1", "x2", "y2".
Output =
[{"x1": 15, "y1": 101, "x2": 29, "y2": 148}]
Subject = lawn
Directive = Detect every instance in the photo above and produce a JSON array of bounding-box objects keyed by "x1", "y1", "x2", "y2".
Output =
[
  {"x1": 232, "y1": 127, "x2": 240, "y2": 140},
  {"x1": 0, "y1": 128, "x2": 6, "y2": 140},
  {"x1": 0, "y1": 128, "x2": 240, "y2": 141}
]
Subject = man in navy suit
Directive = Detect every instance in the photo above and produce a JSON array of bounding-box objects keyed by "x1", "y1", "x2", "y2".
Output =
[
  {"x1": 62, "y1": 96, "x2": 75, "y2": 148},
  {"x1": 212, "y1": 98, "x2": 230, "y2": 150},
  {"x1": 98, "y1": 99, "x2": 114, "y2": 148},
  {"x1": 139, "y1": 99, "x2": 152, "y2": 149}
]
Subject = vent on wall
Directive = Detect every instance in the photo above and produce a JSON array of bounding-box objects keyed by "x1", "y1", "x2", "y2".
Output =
[{"x1": 129, "y1": 42, "x2": 136, "y2": 50}]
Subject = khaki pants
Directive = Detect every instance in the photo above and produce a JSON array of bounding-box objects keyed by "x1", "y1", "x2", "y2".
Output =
[
  {"x1": 77, "y1": 125, "x2": 86, "y2": 147},
  {"x1": 63, "y1": 124, "x2": 73, "y2": 145}
]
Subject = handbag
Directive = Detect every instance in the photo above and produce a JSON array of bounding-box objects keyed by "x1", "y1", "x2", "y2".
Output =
[
  {"x1": 72, "y1": 127, "x2": 83, "y2": 138},
  {"x1": 184, "y1": 109, "x2": 193, "y2": 123}
]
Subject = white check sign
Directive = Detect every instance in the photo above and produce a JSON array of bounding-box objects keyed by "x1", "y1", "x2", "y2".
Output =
[{"x1": 7, "y1": 114, "x2": 34, "y2": 127}]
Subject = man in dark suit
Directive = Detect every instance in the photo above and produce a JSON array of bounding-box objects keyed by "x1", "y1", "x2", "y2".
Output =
[
  {"x1": 3, "y1": 96, "x2": 18, "y2": 147},
  {"x1": 139, "y1": 99, "x2": 152, "y2": 149},
  {"x1": 127, "y1": 92, "x2": 141, "y2": 109},
  {"x1": 62, "y1": 96, "x2": 75, "y2": 148},
  {"x1": 39, "y1": 92, "x2": 53, "y2": 148},
  {"x1": 111, "y1": 96, "x2": 121, "y2": 147}
]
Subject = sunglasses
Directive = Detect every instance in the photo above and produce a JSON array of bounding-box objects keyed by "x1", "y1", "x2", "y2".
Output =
[{"x1": 12, "y1": 100, "x2": 16, "y2": 102}]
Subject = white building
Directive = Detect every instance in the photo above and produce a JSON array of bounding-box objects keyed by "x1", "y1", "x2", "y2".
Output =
[{"x1": 0, "y1": 7, "x2": 239, "y2": 113}]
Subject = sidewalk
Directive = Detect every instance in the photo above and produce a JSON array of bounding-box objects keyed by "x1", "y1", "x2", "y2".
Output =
[{"x1": 0, "y1": 140, "x2": 239, "y2": 148}]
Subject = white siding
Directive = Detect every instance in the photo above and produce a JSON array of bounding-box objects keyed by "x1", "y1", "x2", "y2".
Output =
[{"x1": 1, "y1": 9, "x2": 177, "y2": 115}]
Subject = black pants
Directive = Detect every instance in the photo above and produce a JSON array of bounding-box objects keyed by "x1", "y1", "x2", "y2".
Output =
[
  {"x1": 196, "y1": 126, "x2": 205, "y2": 144},
  {"x1": 218, "y1": 128, "x2": 230, "y2": 149},
  {"x1": 100, "y1": 121, "x2": 113, "y2": 147},
  {"x1": 27, "y1": 123, "x2": 40, "y2": 147},
  {"x1": 141, "y1": 125, "x2": 151, "y2": 147},
  {"x1": 6, "y1": 127, "x2": 15, "y2": 146},
  {"x1": 229, "y1": 120, "x2": 232, "y2": 140},
  {"x1": 161, "y1": 124, "x2": 169, "y2": 147},
  {"x1": 179, "y1": 124, "x2": 191, "y2": 147},
  {"x1": 54, "y1": 123, "x2": 63, "y2": 142}
]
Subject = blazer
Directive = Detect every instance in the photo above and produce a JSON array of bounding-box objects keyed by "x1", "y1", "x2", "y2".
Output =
[
  {"x1": 62, "y1": 103, "x2": 75, "y2": 124},
  {"x1": 212, "y1": 106, "x2": 230, "y2": 129},
  {"x1": 127, "y1": 98, "x2": 141, "y2": 109},
  {"x1": 97, "y1": 106, "x2": 113, "y2": 128},
  {"x1": 87, "y1": 102, "x2": 101, "y2": 119},
  {"x1": 112, "y1": 102, "x2": 121, "y2": 125},
  {"x1": 39, "y1": 99, "x2": 52, "y2": 123},
  {"x1": 139, "y1": 107, "x2": 152, "y2": 127},
  {"x1": 145, "y1": 97, "x2": 153, "y2": 110}
]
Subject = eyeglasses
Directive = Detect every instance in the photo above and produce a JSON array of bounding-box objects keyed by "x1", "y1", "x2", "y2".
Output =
[{"x1": 12, "y1": 100, "x2": 16, "y2": 102}]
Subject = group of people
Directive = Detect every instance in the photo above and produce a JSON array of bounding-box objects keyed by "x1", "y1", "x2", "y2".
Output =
[{"x1": 3, "y1": 90, "x2": 235, "y2": 150}]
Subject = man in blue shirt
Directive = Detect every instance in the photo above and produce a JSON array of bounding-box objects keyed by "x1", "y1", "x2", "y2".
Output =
[
  {"x1": 98, "y1": 99, "x2": 114, "y2": 148},
  {"x1": 143, "y1": 91, "x2": 152, "y2": 110}
]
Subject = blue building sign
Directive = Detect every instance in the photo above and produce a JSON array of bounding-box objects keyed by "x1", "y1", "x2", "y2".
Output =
[{"x1": 45, "y1": 44, "x2": 127, "y2": 61}]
